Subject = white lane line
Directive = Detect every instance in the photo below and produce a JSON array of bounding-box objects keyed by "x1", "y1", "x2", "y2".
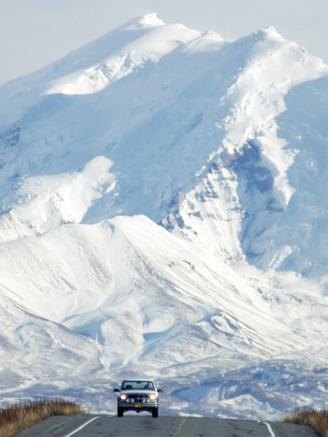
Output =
[
  {"x1": 63, "y1": 416, "x2": 100, "y2": 437},
  {"x1": 264, "y1": 422, "x2": 276, "y2": 437}
]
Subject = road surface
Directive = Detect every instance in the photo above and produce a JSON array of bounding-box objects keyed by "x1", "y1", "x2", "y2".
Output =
[{"x1": 16, "y1": 414, "x2": 319, "y2": 437}]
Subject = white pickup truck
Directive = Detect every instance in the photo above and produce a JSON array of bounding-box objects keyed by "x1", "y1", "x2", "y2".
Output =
[{"x1": 113, "y1": 379, "x2": 163, "y2": 417}]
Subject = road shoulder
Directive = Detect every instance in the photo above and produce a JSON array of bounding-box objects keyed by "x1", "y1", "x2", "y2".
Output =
[
  {"x1": 269, "y1": 421, "x2": 320, "y2": 437},
  {"x1": 15, "y1": 414, "x2": 96, "y2": 437}
]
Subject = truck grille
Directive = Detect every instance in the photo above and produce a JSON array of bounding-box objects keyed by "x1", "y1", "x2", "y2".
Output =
[{"x1": 128, "y1": 394, "x2": 147, "y2": 402}]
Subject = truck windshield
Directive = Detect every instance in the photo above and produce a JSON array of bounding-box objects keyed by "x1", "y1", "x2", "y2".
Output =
[{"x1": 122, "y1": 380, "x2": 154, "y2": 390}]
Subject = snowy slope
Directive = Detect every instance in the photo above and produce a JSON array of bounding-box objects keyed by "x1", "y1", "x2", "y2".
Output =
[{"x1": 1, "y1": 13, "x2": 328, "y2": 418}]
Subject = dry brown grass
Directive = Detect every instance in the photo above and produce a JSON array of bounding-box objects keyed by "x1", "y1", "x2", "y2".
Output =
[
  {"x1": 0, "y1": 399, "x2": 86, "y2": 437},
  {"x1": 284, "y1": 408, "x2": 328, "y2": 437}
]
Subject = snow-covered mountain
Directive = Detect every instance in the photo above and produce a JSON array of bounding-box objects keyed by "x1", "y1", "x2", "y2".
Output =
[{"x1": 1, "y1": 13, "x2": 328, "y2": 419}]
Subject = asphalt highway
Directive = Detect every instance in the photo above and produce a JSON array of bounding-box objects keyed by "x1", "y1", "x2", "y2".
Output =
[{"x1": 16, "y1": 414, "x2": 319, "y2": 437}]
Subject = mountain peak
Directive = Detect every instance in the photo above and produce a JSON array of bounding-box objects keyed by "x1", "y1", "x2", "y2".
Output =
[
  {"x1": 126, "y1": 13, "x2": 166, "y2": 29},
  {"x1": 260, "y1": 25, "x2": 284, "y2": 40},
  {"x1": 44, "y1": 15, "x2": 202, "y2": 96}
]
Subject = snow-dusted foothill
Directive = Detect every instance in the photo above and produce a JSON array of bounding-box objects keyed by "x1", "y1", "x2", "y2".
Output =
[{"x1": 0, "y1": 13, "x2": 328, "y2": 419}]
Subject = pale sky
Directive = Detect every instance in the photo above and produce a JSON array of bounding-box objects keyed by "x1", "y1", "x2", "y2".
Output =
[{"x1": 1, "y1": 0, "x2": 327, "y2": 85}]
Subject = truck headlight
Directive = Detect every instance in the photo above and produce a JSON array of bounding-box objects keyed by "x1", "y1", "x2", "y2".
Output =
[
  {"x1": 149, "y1": 394, "x2": 157, "y2": 400},
  {"x1": 120, "y1": 394, "x2": 128, "y2": 400}
]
